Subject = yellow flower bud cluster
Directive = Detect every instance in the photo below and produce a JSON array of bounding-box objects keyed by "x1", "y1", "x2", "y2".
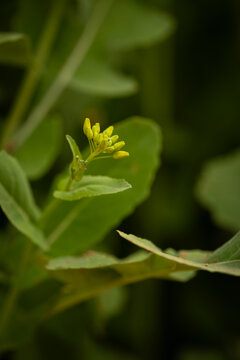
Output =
[{"x1": 83, "y1": 118, "x2": 129, "y2": 162}]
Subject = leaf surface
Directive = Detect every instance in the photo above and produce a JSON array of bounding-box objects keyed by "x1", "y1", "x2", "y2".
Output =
[
  {"x1": 0, "y1": 32, "x2": 31, "y2": 66},
  {"x1": 196, "y1": 149, "x2": 240, "y2": 231},
  {"x1": 0, "y1": 151, "x2": 47, "y2": 250},
  {"x1": 15, "y1": 116, "x2": 63, "y2": 180},
  {"x1": 54, "y1": 176, "x2": 131, "y2": 201}
]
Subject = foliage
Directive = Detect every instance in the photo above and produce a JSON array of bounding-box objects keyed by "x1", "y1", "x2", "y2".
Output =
[{"x1": 0, "y1": 0, "x2": 239, "y2": 358}]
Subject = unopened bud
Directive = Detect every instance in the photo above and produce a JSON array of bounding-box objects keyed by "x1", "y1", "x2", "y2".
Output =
[
  {"x1": 103, "y1": 126, "x2": 114, "y2": 137},
  {"x1": 104, "y1": 146, "x2": 115, "y2": 153},
  {"x1": 110, "y1": 135, "x2": 119, "y2": 144},
  {"x1": 113, "y1": 151, "x2": 129, "y2": 159},
  {"x1": 83, "y1": 118, "x2": 91, "y2": 135},
  {"x1": 86, "y1": 128, "x2": 93, "y2": 140},
  {"x1": 113, "y1": 141, "x2": 125, "y2": 151}
]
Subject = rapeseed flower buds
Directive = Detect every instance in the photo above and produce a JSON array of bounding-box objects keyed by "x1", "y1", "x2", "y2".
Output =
[
  {"x1": 83, "y1": 118, "x2": 91, "y2": 135},
  {"x1": 113, "y1": 151, "x2": 130, "y2": 159},
  {"x1": 66, "y1": 118, "x2": 129, "y2": 190},
  {"x1": 103, "y1": 126, "x2": 114, "y2": 137},
  {"x1": 86, "y1": 127, "x2": 93, "y2": 140},
  {"x1": 82, "y1": 117, "x2": 129, "y2": 162},
  {"x1": 110, "y1": 135, "x2": 119, "y2": 144},
  {"x1": 113, "y1": 141, "x2": 125, "y2": 151},
  {"x1": 93, "y1": 124, "x2": 100, "y2": 143}
]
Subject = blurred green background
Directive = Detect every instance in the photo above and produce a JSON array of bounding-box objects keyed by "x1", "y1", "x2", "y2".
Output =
[{"x1": 0, "y1": 0, "x2": 240, "y2": 359}]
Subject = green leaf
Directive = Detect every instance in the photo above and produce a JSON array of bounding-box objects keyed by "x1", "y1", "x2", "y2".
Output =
[
  {"x1": 66, "y1": 134, "x2": 82, "y2": 160},
  {"x1": 208, "y1": 231, "x2": 240, "y2": 263},
  {"x1": 196, "y1": 149, "x2": 240, "y2": 231},
  {"x1": 38, "y1": 1, "x2": 175, "y2": 99},
  {"x1": 0, "y1": 151, "x2": 47, "y2": 250},
  {"x1": 118, "y1": 231, "x2": 240, "y2": 277},
  {"x1": 98, "y1": 0, "x2": 176, "y2": 51},
  {"x1": 54, "y1": 175, "x2": 131, "y2": 201},
  {"x1": 42, "y1": 117, "x2": 161, "y2": 256},
  {"x1": 70, "y1": 58, "x2": 138, "y2": 97},
  {"x1": 14, "y1": 116, "x2": 63, "y2": 180},
  {"x1": 45, "y1": 229, "x2": 240, "y2": 314},
  {"x1": 0, "y1": 32, "x2": 31, "y2": 66}
]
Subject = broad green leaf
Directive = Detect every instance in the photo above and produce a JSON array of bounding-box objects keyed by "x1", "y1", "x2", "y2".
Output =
[
  {"x1": 70, "y1": 58, "x2": 138, "y2": 97},
  {"x1": 118, "y1": 231, "x2": 240, "y2": 277},
  {"x1": 42, "y1": 117, "x2": 161, "y2": 256},
  {"x1": 0, "y1": 151, "x2": 47, "y2": 250},
  {"x1": 196, "y1": 150, "x2": 240, "y2": 231},
  {"x1": 54, "y1": 175, "x2": 131, "y2": 201},
  {"x1": 14, "y1": 116, "x2": 63, "y2": 180},
  {"x1": 0, "y1": 32, "x2": 31, "y2": 66},
  {"x1": 97, "y1": 0, "x2": 176, "y2": 51}
]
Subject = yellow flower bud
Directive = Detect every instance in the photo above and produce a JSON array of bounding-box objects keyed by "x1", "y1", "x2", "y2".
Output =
[
  {"x1": 83, "y1": 117, "x2": 91, "y2": 135},
  {"x1": 110, "y1": 135, "x2": 119, "y2": 144},
  {"x1": 113, "y1": 141, "x2": 125, "y2": 151},
  {"x1": 99, "y1": 135, "x2": 109, "y2": 150},
  {"x1": 103, "y1": 126, "x2": 114, "y2": 137},
  {"x1": 86, "y1": 128, "x2": 93, "y2": 140},
  {"x1": 104, "y1": 146, "x2": 115, "y2": 153},
  {"x1": 92, "y1": 123, "x2": 100, "y2": 136},
  {"x1": 95, "y1": 133, "x2": 103, "y2": 145},
  {"x1": 113, "y1": 151, "x2": 129, "y2": 159}
]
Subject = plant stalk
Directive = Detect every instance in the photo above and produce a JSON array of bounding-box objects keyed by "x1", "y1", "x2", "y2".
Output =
[
  {"x1": 13, "y1": 0, "x2": 114, "y2": 150},
  {"x1": 1, "y1": 0, "x2": 66, "y2": 149}
]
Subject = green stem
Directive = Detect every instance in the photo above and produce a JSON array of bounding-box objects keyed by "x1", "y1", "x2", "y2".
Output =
[
  {"x1": 14, "y1": 0, "x2": 114, "y2": 149},
  {"x1": 0, "y1": 242, "x2": 32, "y2": 336},
  {"x1": 0, "y1": 0, "x2": 66, "y2": 149}
]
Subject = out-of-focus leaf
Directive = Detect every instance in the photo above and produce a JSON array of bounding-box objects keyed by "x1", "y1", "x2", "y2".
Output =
[
  {"x1": 0, "y1": 312, "x2": 35, "y2": 351},
  {"x1": 70, "y1": 58, "x2": 138, "y2": 97},
  {"x1": 196, "y1": 150, "x2": 240, "y2": 231},
  {"x1": 0, "y1": 32, "x2": 31, "y2": 66},
  {"x1": 42, "y1": 117, "x2": 161, "y2": 256},
  {"x1": 0, "y1": 151, "x2": 47, "y2": 250},
  {"x1": 97, "y1": 0, "x2": 176, "y2": 51},
  {"x1": 98, "y1": 287, "x2": 127, "y2": 318},
  {"x1": 14, "y1": 116, "x2": 63, "y2": 180},
  {"x1": 38, "y1": 0, "x2": 175, "y2": 99},
  {"x1": 54, "y1": 175, "x2": 131, "y2": 201}
]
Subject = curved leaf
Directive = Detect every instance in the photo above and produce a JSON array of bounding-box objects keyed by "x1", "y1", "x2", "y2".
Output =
[
  {"x1": 0, "y1": 151, "x2": 47, "y2": 250},
  {"x1": 70, "y1": 58, "x2": 138, "y2": 97},
  {"x1": 196, "y1": 149, "x2": 240, "y2": 231},
  {"x1": 54, "y1": 175, "x2": 131, "y2": 201}
]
